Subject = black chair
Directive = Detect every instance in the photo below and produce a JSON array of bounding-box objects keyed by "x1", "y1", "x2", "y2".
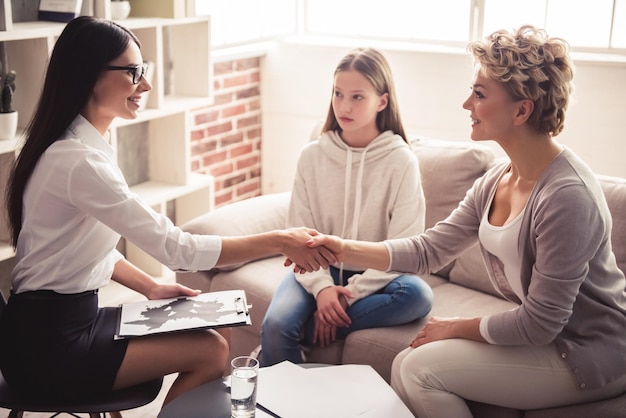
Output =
[{"x1": 0, "y1": 292, "x2": 163, "y2": 418}]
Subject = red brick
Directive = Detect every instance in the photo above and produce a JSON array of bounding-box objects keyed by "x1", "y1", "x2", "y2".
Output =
[
  {"x1": 236, "y1": 86, "x2": 260, "y2": 100},
  {"x1": 236, "y1": 57, "x2": 260, "y2": 71},
  {"x1": 237, "y1": 180, "x2": 261, "y2": 196},
  {"x1": 214, "y1": 61, "x2": 234, "y2": 75},
  {"x1": 213, "y1": 92, "x2": 234, "y2": 106},
  {"x1": 192, "y1": 139, "x2": 218, "y2": 155},
  {"x1": 223, "y1": 173, "x2": 247, "y2": 188},
  {"x1": 224, "y1": 74, "x2": 249, "y2": 88},
  {"x1": 210, "y1": 161, "x2": 234, "y2": 177},
  {"x1": 215, "y1": 191, "x2": 234, "y2": 207},
  {"x1": 221, "y1": 132, "x2": 244, "y2": 147},
  {"x1": 247, "y1": 127, "x2": 261, "y2": 140},
  {"x1": 194, "y1": 110, "x2": 220, "y2": 125},
  {"x1": 190, "y1": 129, "x2": 206, "y2": 141},
  {"x1": 236, "y1": 155, "x2": 259, "y2": 170},
  {"x1": 222, "y1": 103, "x2": 246, "y2": 118},
  {"x1": 202, "y1": 150, "x2": 228, "y2": 166},
  {"x1": 231, "y1": 143, "x2": 253, "y2": 157},
  {"x1": 207, "y1": 121, "x2": 233, "y2": 136},
  {"x1": 237, "y1": 114, "x2": 261, "y2": 129},
  {"x1": 250, "y1": 167, "x2": 262, "y2": 178},
  {"x1": 248, "y1": 99, "x2": 261, "y2": 111}
]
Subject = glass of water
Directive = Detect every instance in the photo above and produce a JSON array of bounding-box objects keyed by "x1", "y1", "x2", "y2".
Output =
[{"x1": 230, "y1": 355, "x2": 259, "y2": 417}]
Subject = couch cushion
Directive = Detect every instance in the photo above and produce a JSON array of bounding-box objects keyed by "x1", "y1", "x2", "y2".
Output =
[
  {"x1": 598, "y1": 174, "x2": 626, "y2": 275},
  {"x1": 180, "y1": 192, "x2": 291, "y2": 270},
  {"x1": 410, "y1": 136, "x2": 496, "y2": 281},
  {"x1": 410, "y1": 136, "x2": 495, "y2": 229},
  {"x1": 448, "y1": 243, "x2": 501, "y2": 297}
]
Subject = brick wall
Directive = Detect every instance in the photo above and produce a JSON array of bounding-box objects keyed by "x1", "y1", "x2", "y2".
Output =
[{"x1": 189, "y1": 57, "x2": 262, "y2": 208}]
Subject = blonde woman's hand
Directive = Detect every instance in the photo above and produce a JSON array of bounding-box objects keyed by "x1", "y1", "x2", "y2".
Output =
[
  {"x1": 409, "y1": 317, "x2": 483, "y2": 348},
  {"x1": 305, "y1": 233, "x2": 346, "y2": 262}
]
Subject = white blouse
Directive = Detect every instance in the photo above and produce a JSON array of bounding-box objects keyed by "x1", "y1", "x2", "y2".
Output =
[{"x1": 12, "y1": 115, "x2": 221, "y2": 294}]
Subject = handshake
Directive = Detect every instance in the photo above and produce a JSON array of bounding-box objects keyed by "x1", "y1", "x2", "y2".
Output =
[
  {"x1": 280, "y1": 227, "x2": 342, "y2": 274},
  {"x1": 278, "y1": 227, "x2": 389, "y2": 274}
]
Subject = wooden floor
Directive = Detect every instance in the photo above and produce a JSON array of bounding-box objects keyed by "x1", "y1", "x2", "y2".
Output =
[{"x1": 0, "y1": 274, "x2": 178, "y2": 418}]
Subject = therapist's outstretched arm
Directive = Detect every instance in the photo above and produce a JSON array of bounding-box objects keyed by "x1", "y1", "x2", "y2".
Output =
[
  {"x1": 219, "y1": 227, "x2": 336, "y2": 272},
  {"x1": 288, "y1": 234, "x2": 391, "y2": 272}
]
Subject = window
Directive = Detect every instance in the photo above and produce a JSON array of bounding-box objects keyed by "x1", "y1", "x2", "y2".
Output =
[
  {"x1": 613, "y1": 0, "x2": 626, "y2": 47},
  {"x1": 483, "y1": 0, "x2": 615, "y2": 48},
  {"x1": 195, "y1": 0, "x2": 626, "y2": 52},
  {"x1": 305, "y1": 0, "x2": 470, "y2": 43},
  {"x1": 195, "y1": 0, "x2": 296, "y2": 46}
]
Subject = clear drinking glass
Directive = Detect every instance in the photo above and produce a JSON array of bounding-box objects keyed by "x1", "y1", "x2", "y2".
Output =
[{"x1": 230, "y1": 356, "x2": 259, "y2": 417}]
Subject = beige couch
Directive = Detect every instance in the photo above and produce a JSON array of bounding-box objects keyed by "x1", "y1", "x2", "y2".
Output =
[{"x1": 177, "y1": 137, "x2": 626, "y2": 417}]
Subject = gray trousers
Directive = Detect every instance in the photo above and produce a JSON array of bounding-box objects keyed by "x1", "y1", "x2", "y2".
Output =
[{"x1": 391, "y1": 339, "x2": 626, "y2": 417}]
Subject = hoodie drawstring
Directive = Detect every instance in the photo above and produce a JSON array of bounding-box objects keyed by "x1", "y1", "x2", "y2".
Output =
[{"x1": 338, "y1": 147, "x2": 368, "y2": 284}]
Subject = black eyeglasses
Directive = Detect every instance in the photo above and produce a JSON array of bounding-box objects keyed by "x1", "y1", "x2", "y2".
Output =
[{"x1": 104, "y1": 63, "x2": 148, "y2": 84}]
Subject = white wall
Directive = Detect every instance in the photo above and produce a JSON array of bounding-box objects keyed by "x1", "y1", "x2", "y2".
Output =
[{"x1": 261, "y1": 39, "x2": 626, "y2": 194}]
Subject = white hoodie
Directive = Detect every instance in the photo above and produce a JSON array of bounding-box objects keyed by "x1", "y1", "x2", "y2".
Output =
[{"x1": 289, "y1": 130, "x2": 426, "y2": 304}]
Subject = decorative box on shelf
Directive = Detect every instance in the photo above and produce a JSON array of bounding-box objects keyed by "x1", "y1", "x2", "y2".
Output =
[{"x1": 129, "y1": 0, "x2": 194, "y2": 19}]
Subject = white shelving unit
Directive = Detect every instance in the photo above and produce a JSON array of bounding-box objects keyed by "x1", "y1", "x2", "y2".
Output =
[{"x1": 0, "y1": 13, "x2": 215, "y2": 278}]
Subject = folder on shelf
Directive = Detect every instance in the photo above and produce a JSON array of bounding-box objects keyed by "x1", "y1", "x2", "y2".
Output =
[
  {"x1": 115, "y1": 289, "x2": 252, "y2": 339},
  {"x1": 39, "y1": 0, "x2": 84, "y2": 23}
]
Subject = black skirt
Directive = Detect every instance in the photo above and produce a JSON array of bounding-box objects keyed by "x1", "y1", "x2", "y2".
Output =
[{"x1": 0, "y1": 289, "x2": 129, "y2": 401}]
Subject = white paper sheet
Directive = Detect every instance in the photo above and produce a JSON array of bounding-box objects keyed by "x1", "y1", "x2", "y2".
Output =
[{"x1": 256, "y1": 361, "x2": 414, "y2": 418}]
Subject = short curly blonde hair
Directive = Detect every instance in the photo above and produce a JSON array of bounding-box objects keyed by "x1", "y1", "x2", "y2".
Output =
[{"x1": 467, "y1": 25, "x2": 575, "y2": 136}]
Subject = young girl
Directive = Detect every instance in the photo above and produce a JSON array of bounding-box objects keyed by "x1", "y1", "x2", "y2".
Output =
[
  {"x1": 0, "y1": 16, "x2": 332, "y2": 408},
  {"x1": 260, "y1": 48, "x2": 433, "y2": 366},
  {"x1": 305, "y1": 26, "x2": 626, "y2": 416}
]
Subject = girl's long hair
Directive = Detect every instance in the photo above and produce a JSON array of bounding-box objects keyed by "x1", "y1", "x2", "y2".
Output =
[{"x1": 7, "y1": 16, "x2": 140, "y2": 247}]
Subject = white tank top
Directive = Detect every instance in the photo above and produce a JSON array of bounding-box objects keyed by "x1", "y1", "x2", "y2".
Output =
[{"x1": 479, "y1": 206, "x2": 525, "y2": 300}]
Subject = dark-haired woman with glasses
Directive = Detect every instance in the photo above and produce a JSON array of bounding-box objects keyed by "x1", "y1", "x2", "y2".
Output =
[{"x1": 0, "y1": 16, "x2": 334, "y2": 408}]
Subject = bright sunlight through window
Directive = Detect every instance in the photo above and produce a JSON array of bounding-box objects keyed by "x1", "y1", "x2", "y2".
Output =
[{"x1": 195, "y1": 0, "x2": 625, "y2": 52}]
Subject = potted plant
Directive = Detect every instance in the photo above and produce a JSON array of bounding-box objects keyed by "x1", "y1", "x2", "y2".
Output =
[{"x1": 0, "y1": 70, "x2": 17, "y2": 141}]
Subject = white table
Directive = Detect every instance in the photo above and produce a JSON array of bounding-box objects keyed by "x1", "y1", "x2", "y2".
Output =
[{"x1": 157, "y1": 362, "x2": 413, "y2": 418}]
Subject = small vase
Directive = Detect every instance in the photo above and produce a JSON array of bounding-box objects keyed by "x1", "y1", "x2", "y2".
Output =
[
  {"x1": 110, "y1": 1, "x2": 131, "y2": 20},
  {"x1": 0, "y1": 111, "x2": 18, "y2": 141}
]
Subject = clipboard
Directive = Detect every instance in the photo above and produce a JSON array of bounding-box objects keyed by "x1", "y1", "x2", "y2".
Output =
[{"x1": 115, "y1": 289, "x2": 252, "y2": 339}]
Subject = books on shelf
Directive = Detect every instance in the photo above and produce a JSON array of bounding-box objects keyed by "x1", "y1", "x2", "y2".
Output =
[
  {"x1": 39, "y1": 0, "x2": 84, "y2": 22},
  {"x1": 115, "y1": 289, "x2": 252, "y2": 339}
]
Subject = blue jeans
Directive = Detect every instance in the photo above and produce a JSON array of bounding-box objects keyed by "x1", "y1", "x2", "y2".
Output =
[{"x1": 260, "y1": 267, "x2": 433, "y2": 366}]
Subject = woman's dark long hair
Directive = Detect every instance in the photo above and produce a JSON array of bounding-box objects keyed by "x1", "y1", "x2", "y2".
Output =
[{"x1": 6, "y1": 16, "x2": 140, "y2": 247}]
